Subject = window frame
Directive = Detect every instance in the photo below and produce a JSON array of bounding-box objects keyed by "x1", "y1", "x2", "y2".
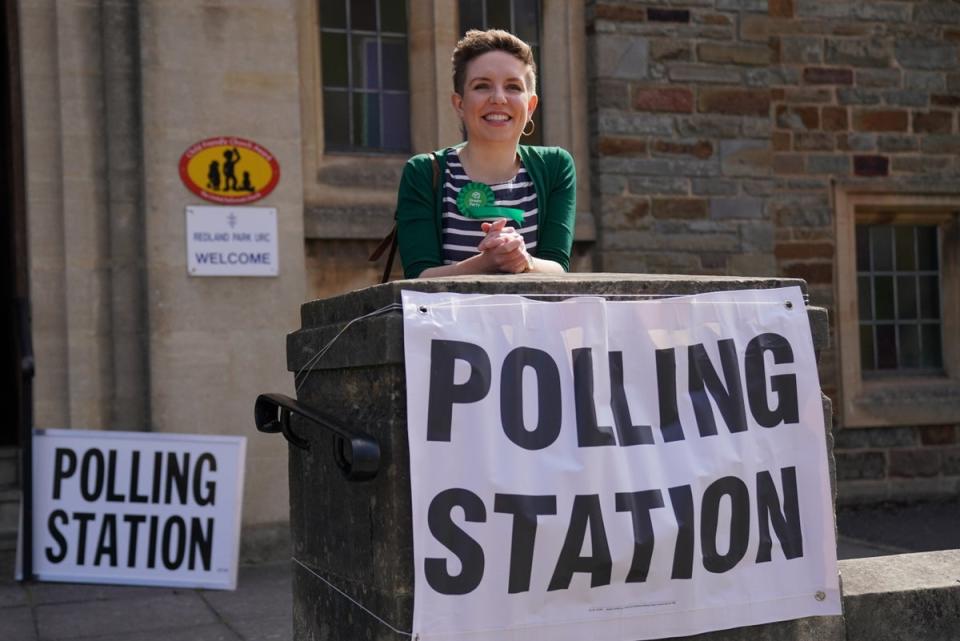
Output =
[
  {"x1": 298, "y1": 0, "x2": 593, "y2": 242},
  {"x1": 834, "y1": 186, "x2": 960, "y2": 428}
]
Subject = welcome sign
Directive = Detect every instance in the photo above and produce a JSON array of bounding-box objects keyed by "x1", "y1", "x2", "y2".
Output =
[
  {"x1": 402, "y1": 288, "x2": 840, "y2": 641},
  {"x1": 26, "y1": 430, "x2": 246, "y2": 590}
]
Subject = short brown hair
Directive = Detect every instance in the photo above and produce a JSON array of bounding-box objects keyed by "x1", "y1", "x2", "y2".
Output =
[{"x1": 452, "y1": 29, "x2": 537, "y2": 95}]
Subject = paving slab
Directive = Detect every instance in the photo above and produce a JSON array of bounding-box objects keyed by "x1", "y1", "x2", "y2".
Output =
[
  {"x1": 69, "y1": 623, "x2": 242, "y2": 641},
  {"x1": 226, "y1": 615, "x2": 293, "y2": 641},
  {"x1": 202, "y1": 560, "x2": 291, "y2": 623},
  {"x1": 27, "y1": 581, "x2": 178, "y2": 606},
  {"x1": 0, "y1": 580, "x2": 29, "y2": 608},
  {"x1": 35, "y1": 592, "x2": 218, "y2": 639},
  {"x1": 0, "y1": 604, "x2": 37, "y2": 640}
]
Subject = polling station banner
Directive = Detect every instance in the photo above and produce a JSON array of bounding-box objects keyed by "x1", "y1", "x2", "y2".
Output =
[
  {"x1": 402, "y1": 287, "x2": 841, "y2": 641},
  {"x1": 25, "y1": 430, "x2": 246, "y2": 590}
]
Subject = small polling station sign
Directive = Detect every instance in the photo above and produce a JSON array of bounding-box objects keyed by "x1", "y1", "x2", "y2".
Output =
[
  {"x1": 186, "y1": 205, "x2": 278, "y2": 277},
  {"x1": 402, "y1": 287, "x2": 841, "y2": 641},
  {"x1": 23, "y1": 430, "x2": 246, "y2": 590}
]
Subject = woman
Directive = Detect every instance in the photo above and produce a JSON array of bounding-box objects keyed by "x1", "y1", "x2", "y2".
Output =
[{"x1": 395, "y1": 29, "x2": 576, "y2": 279}]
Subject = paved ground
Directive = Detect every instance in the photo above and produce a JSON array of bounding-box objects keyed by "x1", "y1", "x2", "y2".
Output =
[{"x1": 0, "y1": 498, "x2": 956, "y2": 640}]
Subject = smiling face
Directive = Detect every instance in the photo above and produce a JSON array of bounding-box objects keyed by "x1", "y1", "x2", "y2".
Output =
[{"x1": 452, "y1": 50, "x2": 538, "y2": 145}]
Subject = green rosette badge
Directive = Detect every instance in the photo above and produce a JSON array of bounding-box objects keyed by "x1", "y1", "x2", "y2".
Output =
[{"x1": 457, "y1": 181, "x2": 524, "y2": 226}]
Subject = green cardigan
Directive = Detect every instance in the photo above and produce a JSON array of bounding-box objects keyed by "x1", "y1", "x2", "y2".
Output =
[{"x1": 395, "y1": 144, "x2": 576, "y2": 278}]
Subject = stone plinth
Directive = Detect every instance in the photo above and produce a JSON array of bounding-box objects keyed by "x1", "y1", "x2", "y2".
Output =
[{"x1": 285, "y1": 274, "x2": 834, "y2": 641}]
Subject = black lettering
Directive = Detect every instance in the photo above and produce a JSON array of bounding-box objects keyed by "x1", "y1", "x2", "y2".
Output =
[
  {"x1": 668, "y1": 485, "x2": 694, "y2": 579},
  {"x1": 701, "y1": 476, "x2": 750, "y2": 573},
  {"x1": 688, "y1": 339, "x2": 748, "y2": 437},
  {"x1": 151, "y1": 452, "x2": 163, "y2": 503},
  {"x1": 162, "y1": 516, "x2": 187, "y2": 570},
  {"x1": 609, "y1": 351, "x2": 654, "y2": 446},
  {"x1": 94, "y1": 514, "x2": 118, "y2": 567},
  {"x1": 105, "y1": 450, "x2": 124, "y2": 502},
  {"x1": 493, "y1": 494, "x2": 557, "y2": 594},
  {"x1": 425, "y1": 488, "x2": 486, "y2": 595},
  {"x1": 756, "y1": 467, "x2": 804, "y2": 562},
  {"x1": 129, "y1": 451, "x2": 149, "y2": 503},
  {"x1": 573, "y1": 348, "x2": 616, "y2": 447},
  {"x1": 52, "y1": 449, "x2": 77, "y2": 500},
  {"x1": 615, "y1": 489, "x2": 665, "y2": 583},
  {"x1": 189, "y1": 518, "x2": 214, "y2": 570},
  {"x1": 80, "y1": 449, "x2": 105, "y2": 502},
  {"x1": 426, "y1": 340, "x2": 492, "y2": 442},
  {"x1": 745, "y1": 333, "x2": 800, "y2": 428},
  {"x1": 74, "y1": 512, "x2": 96, "y2": 565},
  {"x1": 124, "y1": 514, "x2": 146, "y2": 566},
  {"x1": 500, "y1": 347, "x2": 562, "y2": 450},
  {"x1": 548, "y1": 495, "x2": 611, "y2": 591},
  {"x1": 147, "y1": 515, "x2": 159, "y2": 568},
  {"x1": 165, "y1": 452, "x2": 190, "y2": 505},
  {"x1": 45, "y1": 510, "x2": 68, "y2": 563},
  {"x1": 193, "y1": 453, "x2": 217, "y2": 506},
  {"x1": 656, "y1": 348, "x2": 685, "y2": 442}
]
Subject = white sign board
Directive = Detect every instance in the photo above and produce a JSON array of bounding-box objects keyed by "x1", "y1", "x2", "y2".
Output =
[
  {"x1": 186, "y1": 205, "x2": 278, "y2": 276},
  {"x1": 402, "y1": 287, "x2": 841, "y2": 641},
  {"x1": 26, "y1": 429, "x2": 246, "y2": 590}
]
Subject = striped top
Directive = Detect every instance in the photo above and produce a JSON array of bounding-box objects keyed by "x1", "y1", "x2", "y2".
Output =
[{"x1": 441, "y1": 148, "x2": 539, "y2": 265}]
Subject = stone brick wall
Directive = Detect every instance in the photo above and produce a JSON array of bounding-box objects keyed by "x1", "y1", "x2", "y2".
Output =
[{"x1": 586, "y1": 0, "x2": 960, "y2": 503}]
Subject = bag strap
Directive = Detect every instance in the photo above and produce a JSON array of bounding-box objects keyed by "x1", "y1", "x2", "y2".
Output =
[{"x1": 370, "y1": 154, "x2": 440, "y2": 283}]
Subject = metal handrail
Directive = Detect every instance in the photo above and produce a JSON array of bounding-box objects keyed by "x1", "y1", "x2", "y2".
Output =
[{"x1": 254, "y1": 393, "x2": 380, "y2": 481}]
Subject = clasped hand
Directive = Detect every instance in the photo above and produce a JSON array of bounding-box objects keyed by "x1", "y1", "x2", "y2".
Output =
[{"x1": 477, "y1": 218, "x2": 532, "y2": 273}]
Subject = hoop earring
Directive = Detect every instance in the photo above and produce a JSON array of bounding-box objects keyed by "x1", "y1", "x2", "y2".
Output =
[{"x1": 522, "y1": 119, "x2": 535, "y2": 137}]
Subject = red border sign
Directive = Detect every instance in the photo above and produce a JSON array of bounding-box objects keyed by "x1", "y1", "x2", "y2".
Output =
[{"x1": 179, "y1": 136, "x2": 281, "y2": 205}]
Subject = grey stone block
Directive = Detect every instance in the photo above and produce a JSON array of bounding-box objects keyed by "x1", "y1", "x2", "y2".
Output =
[
  {"x1": 807, "y1": 154, "x2": 850, "y2": 174},
  {"x1": 915, "y1": 3, "x2": 960, "y2": 24},
  {"x1": 668, "y1": 63, "x2": 742, "y2": 84},
  {"x1": 628, "y1": 176, "x2": 690, "y2": 195},
  {"x1": 720, "y1": 139, "x2": 771, "y2": 177},
  {"x1": 597, "y1": 109, "x2": 675, "y2": 136},
  {"x1": 710, "y1": 197, "x2": 765, "y2": 219},
  {"x1": 798, "y1": 1, "x2": 910, "y2": 22},
  {"x1": 877, "y1": 135, "x2": 917, "y2": 153},
  {"x1": 904, "y1": 71, "x2": 947, "y2": 92},
  {"x1": 833, "y1": 426, "x2": 918, "y2": 450},
  {"x1": 740, "y1": 221, "x2": 775, "y2": 252},
  {"x1": 835, "y1": 451, "x2": 887, "y2": 481},
  {"x1": 596, "y1": 35, "x2": 649, "y2": 80},
  {"x1": 677, "y1": 115, "x2": 741, "y2": 138},
  {"x1": 841, "y1": 551, "x2": 960, "y2": 641},
  {"x1": 882, "y1": 89, "x2": 928, "y2": 108},
  {"x1": 826, "y1": 38, "x2": 893, "y2": 67},
  {"x1": 844, "y1": 133, "x2": 877, "y2": 151},
  {"x1": 837, "y1": 88, "x2": 882, "y2": 105},
  {"x1": 895, "y1": 40, "x2": 959, "y2": 71},
  {"x1": 692, "y1": 178, "x2": 738, "y2": 196},
  {"x1": 780, "y1": 36, "x2": 823, "y2": 64},
  {"x1": 855, "y1": 68, "x2": 901, "y2": 88}
]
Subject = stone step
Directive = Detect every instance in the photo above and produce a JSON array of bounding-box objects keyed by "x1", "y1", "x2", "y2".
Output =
[{"x1": 0, "y1": 488, "x2": 20, "y2": 545}]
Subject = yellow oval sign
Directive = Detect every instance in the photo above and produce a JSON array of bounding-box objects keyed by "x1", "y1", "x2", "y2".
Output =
[{"x1": 179, "y1": 137, "x2": 280, "y2": 204}]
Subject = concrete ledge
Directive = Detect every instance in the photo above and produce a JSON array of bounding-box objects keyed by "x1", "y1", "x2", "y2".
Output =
[{"x1": 840, "y1": 550, "x2": 960, "y2": 641}]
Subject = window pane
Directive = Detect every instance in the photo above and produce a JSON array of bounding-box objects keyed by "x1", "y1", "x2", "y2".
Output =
[
  {"x1": 919, "y1": 275, "x2": 940, "y2": 319},
  {"x1": 380, "y1": 0, "x2": 406, "y2": 32},
  {"x1": 871, "y1": 226, "x2": 893, "y2": 271},
  {"x1": 514, "y1": 0, "x2": 541, "y2": 44},
  {"x1": 323, "y1": 90, "x2": 350, "y2": 147},
  {"x1": 876, "y1": 325, "x2": 897, "y2": 369},
  {"x1": 487, "y1": 0, "x2": 513, "y2": 30},
  {"x1": 860, "y1": 325, "x2": 875, "y2": 371},
  {"x1": 874, "y1": 276, "x2": 894, "y2": 320},
  {"x1": 321, "y1": 32, "x2": 349, "y2": 87},
  {"x1": 381, "y1": 37, "x2": 408, "y2": 90},
  {"x1": 897, "y1": 275, "x2": 917, "y2": 319},
  {"x1": 459, "y1": 0, "x2": 485, "y2": 31},
  {"x1": 320, "y1": 0, "x2": 347, "y2": 28},
  {"x1": 382, "y1": 93, "x2": 411, "y2": 151},
  {"x1": 894, "y1": 226, "x2": 916, "y2": 270},
  {"x1": 353, "y1": 35, "x2": 379, "y2": 89},
  {"x1": 858, "y1": 275, "x2": 873, "y2": 321},
  {"x1": 856, "y1": 225, "x2": 870, "y2": 271},
  {"x1": 899, "y1": 325, "x2": 920, "y2": 368},
  {"x1": 353, "y1": 91, "x2": 381, "y2": 148},
  {"x1": 350, "y1": 0, "x2": 377, "y2": 31},
  {"x1": 917, "y1": 226, "x2": 939, "y2": 270},
  {"x1": 921, "y1": 324, "x2": 943, "y2": 369}
]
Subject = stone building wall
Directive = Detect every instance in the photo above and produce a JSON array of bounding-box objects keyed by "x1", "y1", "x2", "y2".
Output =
[{"x1": 587, "y1": 0, "x2": 960, "y2": 503}]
